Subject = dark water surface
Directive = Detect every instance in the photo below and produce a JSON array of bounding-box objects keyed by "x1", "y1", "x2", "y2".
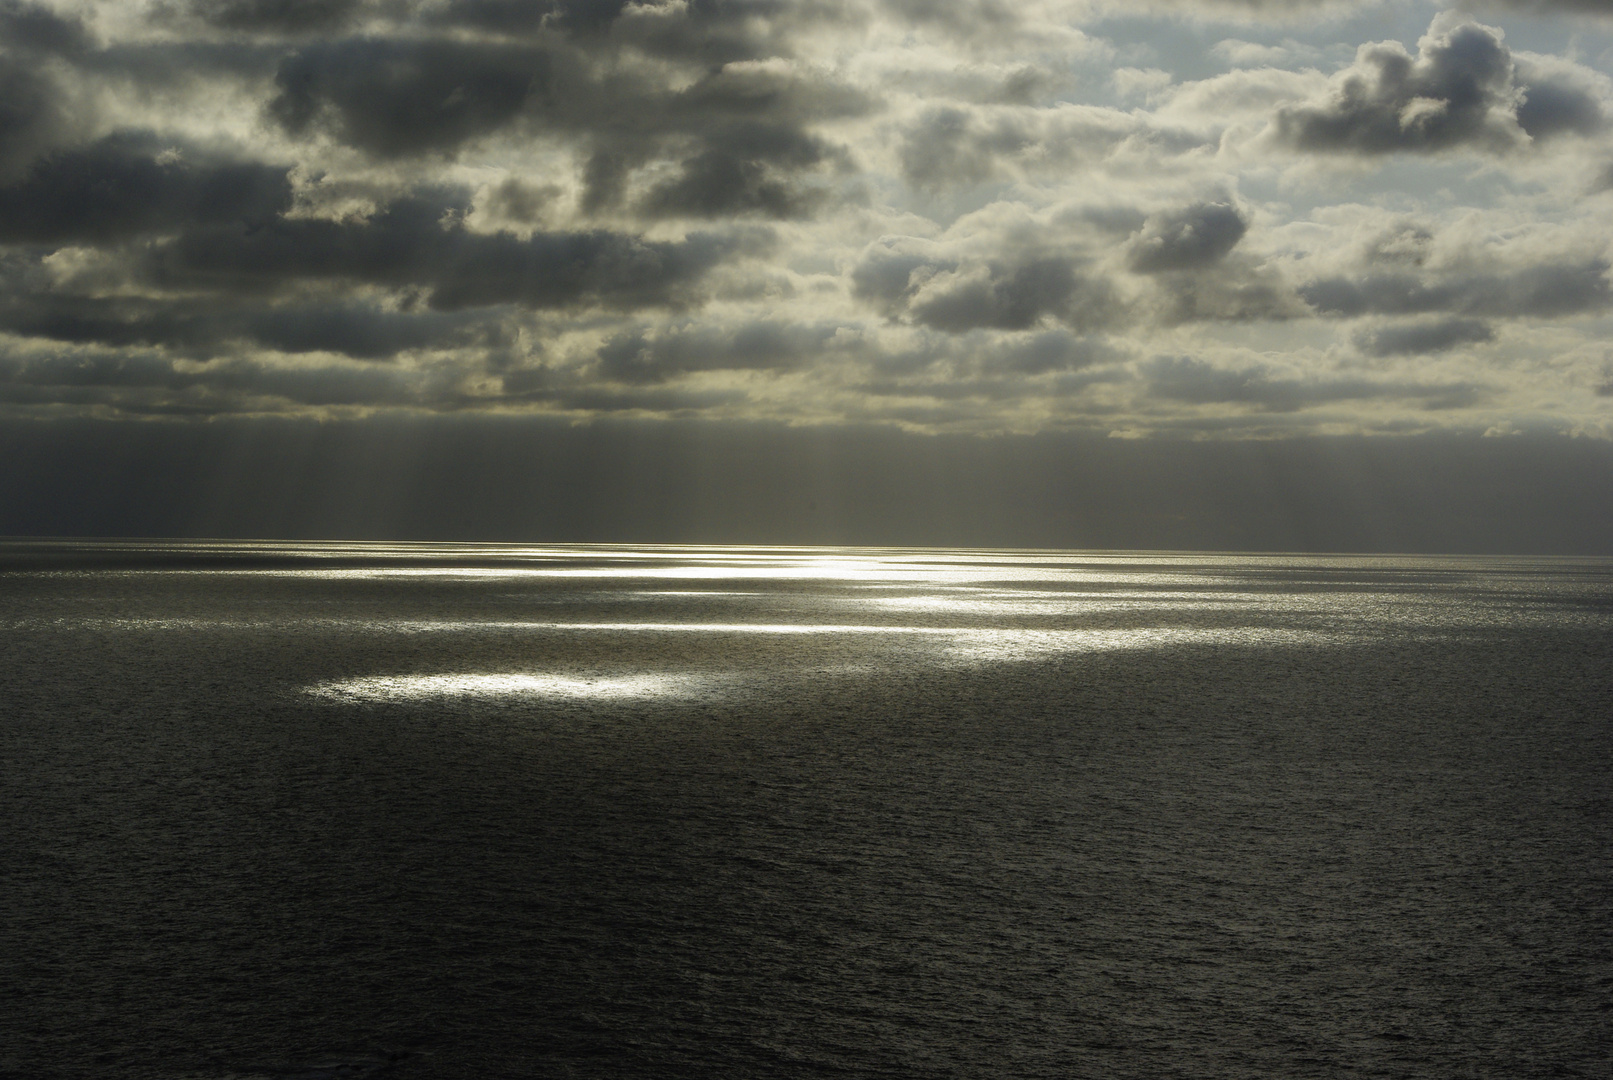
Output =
[{"x1": 3, "y1": 542, "x2": 1610, "y2": 1079}]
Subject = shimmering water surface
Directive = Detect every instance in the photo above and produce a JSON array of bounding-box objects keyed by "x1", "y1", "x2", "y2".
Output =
[{"x1": 3, "y1": 541, "x2": 1610, "y2": 1079}]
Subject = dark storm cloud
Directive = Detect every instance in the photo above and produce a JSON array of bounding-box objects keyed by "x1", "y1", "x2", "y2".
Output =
[
  {"x1": 269, "y1": 39, "x2": 548, "y2": 158},
  {"x1": 1144, "y1": 356, "x2": 1482, "y2": 412},
  {"x1": 0, "y1": 60, "x2": 68, "y2": 179},
  {"x1": 0, "y1": 285, "x2": 500, "y2": 360},
  {"x1": 148, "y1": 191, "x2": 745, "y2": 311},
  {"x1": 264, "y1": 26, "x2": 865, "y2": 223},
  {"x1": 1126, "y1": 202, "x2": 1248, "y2": 274},
  {"x1": 1301, "y1": 260, "x2": 1612, "y2": 319},
  {"x1": 638, "y1": 124, "x2": 837, "y2": 220},
  {"x1": 426, "y1": 0, "x2": 630, "y2": 36},
  {"x1": 0, "y1": 0, "x2": 91, "y2": 55},
  {"x1": 1355, "y1": 317, "x2": 1496, "y2": 357},
  {"x1": 665, "y1": 60, "x2": 870, "y2": 130},
  {"x1": 1273, "y1": 17, "x2": 1524, "y2": 155},
  {"x1": 0, "y1": 3, "x2": 90, "y2": 179},
  {"x1": 245, "y1": 305, "x2": 500, "y2": 359},
  {"x1": 593, "y1": 319, "x2": 840, "y2": 382},
  {"x1": 0, "y1": 295, "x2": 219, "y2": 354},
  {"x1": 0, "y1": 349, "x2": 200, "y2": 393},
  {"x1": 0, "y1": 134, "x2": 293, "y2": 244},
  {"x1": 264, "y1": 14, "x2": 868, "y2": 158},
  {"x1": 183, "y1": 0, "x2": 367, "y2": 33},
  {"x1": 642, "y1": 147, "x2": 824, "y2": 218}
]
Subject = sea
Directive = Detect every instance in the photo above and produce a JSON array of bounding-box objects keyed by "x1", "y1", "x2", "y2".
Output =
[{"x1": 2, "y1": 540, "x2": 1610, "y2": 1080}]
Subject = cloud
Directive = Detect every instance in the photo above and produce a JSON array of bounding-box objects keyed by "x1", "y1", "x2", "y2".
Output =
[
  {"x1": 592, "y1": 319, "x2": 842, "y2": 382},
  {"x1": 879, "y1": 0, "x2": 1019, "y2": 37},
  {"x1": 0, "y1": 295, "x2": 221, "y2": 355},
  {"x1": 1113, "y1": 67, "x2": 1171, "y2": 99},
  {"x1": 1210, "y1": 38, "x2": 1320, "y2": 69},
  {"x1": 1513, "y1": 59, "x2": 1606, "y2": 140},
  {"x1": 851, "y1": 240, "x2": 1120, "y2": 333},
  {"x1": 1272, "y1": 14, "x2": 1525, "y2": 155},
  {"x1": 0, "y1": 345, "x2": 467, "y2": 411},
  {"x1": 269, "y1": 39, "x2": 546, "y2": 158},
  {"x1": 0, "y1": 134, "x2": 293, "y2": 244},
  {"x1": 1464, "y1": 0, "x2": 1613, "y2": 16},
  {"x1": 182, "y1": 0, "x2": 368, "y2": 33},
  {"x1": 260, "y1": 22, "x2": 869, "y2": 236},
  {"x1": 146, "y1": 191, "x2": 745, "y2": 311},
  {"x1": 478, "y1": 176, "x2": 564, "y2": 226},
  {"x1": 1153, "y1": 268, "x2": 1306, "y2": 324},
  {"x1": 1126, "y1": 201, "x2": 1249, "y2": 273},
  {"x1": 0, "y1": 282, "x2": 503, "y2": 360},
  {"x1": 895, "y1": 104, "x2": 1149, "y2": 191},
  {"x1": 0, "y1": 0, "x2": 92, "y2": 55},
  {"x1": 0, "y1": 60, "x2": 70, "y2": 181},
  {"x1": 423, "y1": 0, "x2": 632, "y2": 37},
  {"x1": 0, "y1": 0, "x2": 1607, "y2": 437},
  {"x1": 0, "y1": 3, "x2": 93, "y2": 180},
  {"x1": 1301, "y1": 260, "x2": 1612, "y2": 319},
  {"x1": 992, "y1": 329, "x2": 1119, "y2": 374},
  {"x1": 243, "y1": 305, "x2": 499, "y2": 359},
  {"x1": 1143, "y1": 356, "x2": 1482, "y2": 411},
  {"x1": 906, "y1": 259, "x2": 1086, "y2": 331},
  {"x1": 851, "y1": 241, "x2": 953, "y2": 316},
  {"x1": 637, "y1": 123, "x2": 838, "y2": 220},
  {"x1": 1354, "y1": 317, "x2": 1495, "y2": 356},
  {"x1": 425, "y1": 0, "x2": 825, "y2": 62}
]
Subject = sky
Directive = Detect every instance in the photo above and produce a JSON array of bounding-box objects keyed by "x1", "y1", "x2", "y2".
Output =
[{"x1": 2, "y1": 0, "x2": 1612, "y2": 548}]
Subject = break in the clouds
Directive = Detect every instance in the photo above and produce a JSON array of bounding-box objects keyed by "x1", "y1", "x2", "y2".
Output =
[{"x1": 1, "y1": 0, "x2": 1612, "y2": 436}]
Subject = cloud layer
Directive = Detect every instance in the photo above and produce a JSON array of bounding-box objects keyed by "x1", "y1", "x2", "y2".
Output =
[{"x1": 0, "y1": 0, "x2": 1610, "y2": 437}]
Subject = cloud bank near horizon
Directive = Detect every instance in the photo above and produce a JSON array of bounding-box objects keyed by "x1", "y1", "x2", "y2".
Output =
[{"x1": 1, "y1": 0, "x2": 1612, "y2": 438}]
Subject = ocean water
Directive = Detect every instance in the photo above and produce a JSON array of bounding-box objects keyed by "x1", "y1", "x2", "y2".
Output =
[{"x1": 2, "y1": 541, "x2": 1610, "y2": 1080}]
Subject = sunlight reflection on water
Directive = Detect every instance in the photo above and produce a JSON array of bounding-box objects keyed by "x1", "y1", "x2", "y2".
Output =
[
  {"x1": 299, "y1": 626, "x2": 1343, "y2": 705},
  {"x1": 310, "y1": 672, "x2": 706, "y2": 703},
  {"x1": 9, "y1": 542, "x2": 1613, "y2": 1080},
  {"x1": 938, "y1": 626, "x2": 1337, "y2": 660}
]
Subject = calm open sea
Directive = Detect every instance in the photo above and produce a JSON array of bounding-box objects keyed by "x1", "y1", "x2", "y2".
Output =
[{"x1": 2, "y1": 541, "x2": 1610, "y2": 1079}]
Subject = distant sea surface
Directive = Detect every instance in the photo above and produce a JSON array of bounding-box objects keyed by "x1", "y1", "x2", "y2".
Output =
[{"x1": 3, "y1": 541, "x2": 1611, "y2": 1080}]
